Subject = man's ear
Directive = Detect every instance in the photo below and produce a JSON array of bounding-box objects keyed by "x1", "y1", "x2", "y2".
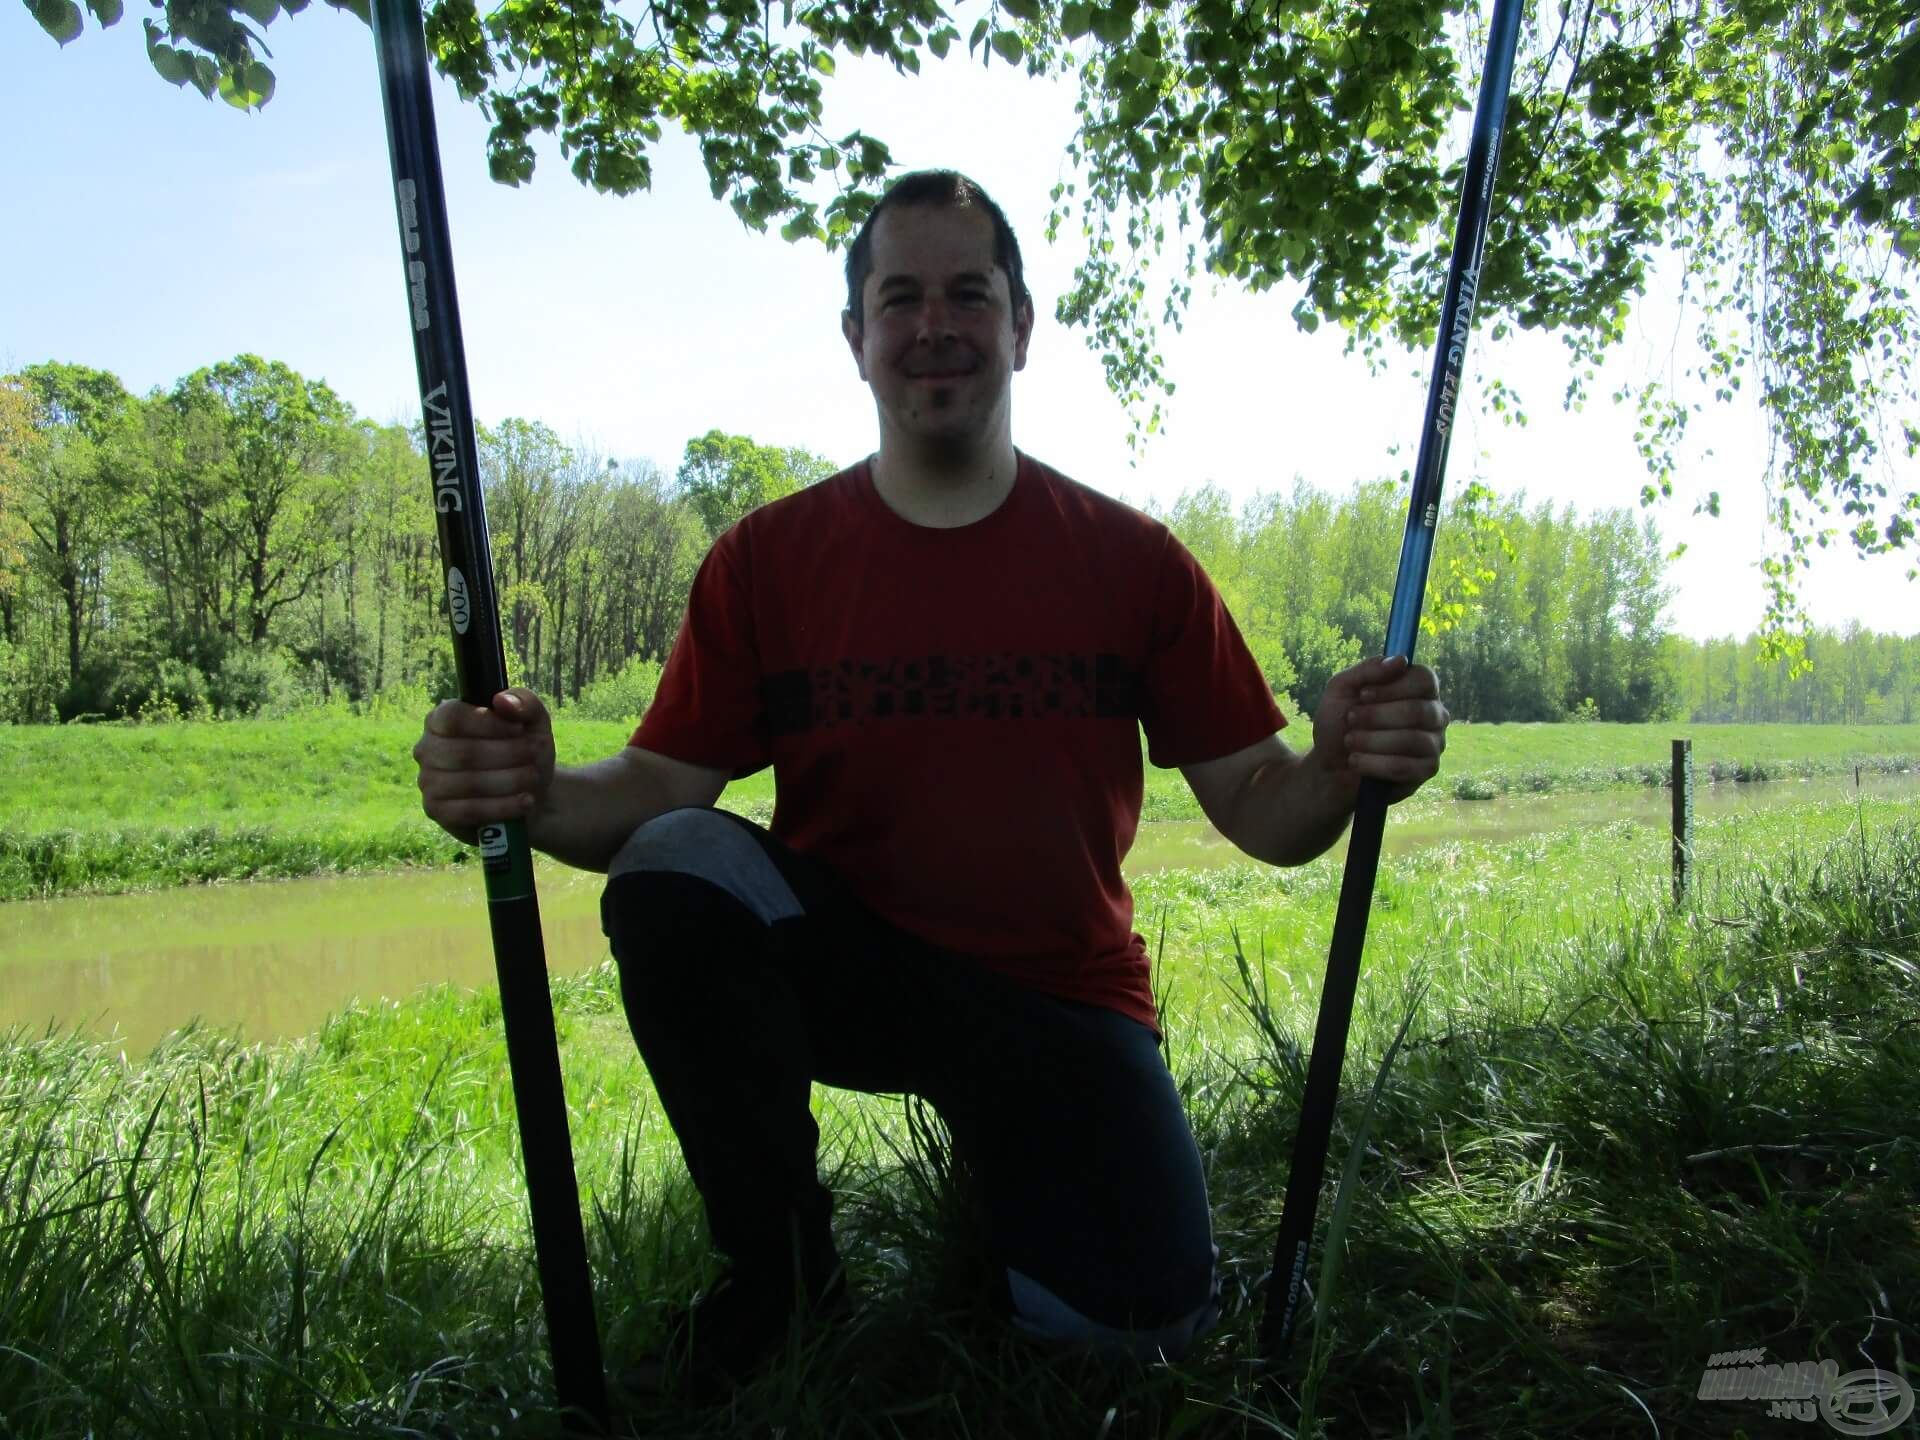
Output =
[
  {"x1": 842, "y1": 309, "x2": 868, "y2": 381},
  {"x1": 1012, "y1": 294, "x2": 1035, "y2": 372}
]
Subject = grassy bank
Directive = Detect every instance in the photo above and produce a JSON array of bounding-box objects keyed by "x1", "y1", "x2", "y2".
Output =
[
  {"x1": 1430, "y1": 719, "x2": 1920, "y2": 801},
  {"x1": 4, "y1": 794, "x2": 1916, "y2": 1436},
  {"x1": 3, "y1": 716, "x2": 1917, "y2": 899}
]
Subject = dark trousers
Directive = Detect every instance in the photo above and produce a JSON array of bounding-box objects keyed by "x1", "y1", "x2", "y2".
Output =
[{"x1": 599, "y1": 806, "x2": 1219, "y2": 1359}]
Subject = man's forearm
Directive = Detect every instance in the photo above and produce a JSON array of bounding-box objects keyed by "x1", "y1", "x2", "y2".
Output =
[
  {"x1": 1228, "y1": 750, "x2": 1361, "y2": 867},
  {"x1": 526, "y1": 752, "x2": 674, "y2": 873}
]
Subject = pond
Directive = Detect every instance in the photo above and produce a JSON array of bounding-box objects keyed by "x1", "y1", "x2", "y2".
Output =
[{"x1": 4, "y1": 769, "x2": 1915, "y2": 1054}]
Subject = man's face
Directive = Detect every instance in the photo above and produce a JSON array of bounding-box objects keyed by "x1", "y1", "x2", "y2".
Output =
[{"x1": 842, "y1": 203, "x2": 1034, "y2": 455}]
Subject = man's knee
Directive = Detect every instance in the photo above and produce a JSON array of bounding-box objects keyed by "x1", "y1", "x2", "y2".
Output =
[
  {"x1": 600, "y1": 806, "x2": 804, "y2": 948},
  {"x1": 606, "y1": 805, "x2": 739, "y2": 887},
  {"x1": 1001, "y1": 1248, "x2": 1221, "y2": 1364}
]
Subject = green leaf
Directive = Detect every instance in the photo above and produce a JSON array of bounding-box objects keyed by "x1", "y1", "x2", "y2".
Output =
[
  {"x1": 1090, "y1": 3, "x2": 1133, "y2": 45},
  {"x1": 217, "y1": 60, "x2": 275, "y2": 110},
  {"x1": 1060, "y1": 2, "x2": 1092, "y2": 37},
  {"x1": 811, "y1": 50, "x2": 834, "y2": 76},
  {"x1": 84, "y1": 0, "x2": 122, "y2": 26},
  {"x1": 927, "y1": 25, "x2": 952, "y2": 59},
  {"x1": 27, "y1": 0, "x2": 85, "y2": 44},
  {"x1": 967, "y1": 16, "x2": 988, "y2": 55},
  {"x1": 1000, "y1": 0, "x2": 1041, "y2": 19},
  {"x1": 142, "y1": 20, "x2": 194, "y2": 84},
  {"x1": 219, "y1": 70, "x2": 251, "y2": 109},
  {"x1": 990, "y1": 28, "x2": 1024, "y2": 66},
  {"x1": 235, "y1": 0, "x2": 280, "y2": 22}
]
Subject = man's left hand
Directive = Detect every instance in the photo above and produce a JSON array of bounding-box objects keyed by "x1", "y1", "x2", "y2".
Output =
[{"x1": 1310, "y1": 655, "x2": 1450, "y2": 805}]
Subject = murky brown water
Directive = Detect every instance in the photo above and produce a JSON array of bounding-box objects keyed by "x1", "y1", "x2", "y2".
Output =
[{"x1": 4, "y1": 771, "x2": 1914, "y2": 1055}]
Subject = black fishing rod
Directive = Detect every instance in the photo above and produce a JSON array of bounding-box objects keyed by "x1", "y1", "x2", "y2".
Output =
[
  {"x1": 366, "y1": 0, "x2": 610, "y2": 1429},
  {"x1": 1258, "y1": 0, "x2": 1526, "y2": 1362}
]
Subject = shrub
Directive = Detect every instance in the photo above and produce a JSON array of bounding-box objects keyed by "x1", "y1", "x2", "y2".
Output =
[
  {"x1": 360, "y1": 681, "x2": 433, "y2": 721},
  {"x1": 0, "y1": 638, "x2": 57, "y2": 723},
  {"x1": 56, "y1": 654, "x2": 124, "y2": 722},
  {"x1": 210, "y1": 646, "x2": 301, "y2": 718},
  {"x1": 1451, "y1": 775, "x2": 1499, "y2": 801},
  {"x1": 109, "y1": 658, "x2": 210, "y2": 722},
  {"x1": 568, "y1": 654, "x2": 663, "y2": 725}
]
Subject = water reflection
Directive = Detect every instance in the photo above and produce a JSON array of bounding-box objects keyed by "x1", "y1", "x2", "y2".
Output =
[
  {"x1": 1, "y1": 864, "x2": 610, "y2": 1057},
  {"x1": 4, "y1": 771, "x2": 1914, "y2": 1054}
]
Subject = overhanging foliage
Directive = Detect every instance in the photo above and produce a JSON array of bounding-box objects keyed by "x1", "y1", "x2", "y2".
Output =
[{"x1": 32, "y1": 0, "x2": 1920, "y2": 636}]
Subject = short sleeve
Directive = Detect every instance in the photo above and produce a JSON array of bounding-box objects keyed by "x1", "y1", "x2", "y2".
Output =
[
  {"x1": 629, "y1": 537, "x2": 772, "y2": 778},
  {"x1": 1139, "y1": 528, "x2": 1289, "y2": 768}
]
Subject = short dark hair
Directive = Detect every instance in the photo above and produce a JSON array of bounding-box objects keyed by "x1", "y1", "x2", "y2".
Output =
[{"x1": 843, "y1": 170, "x2": 1031, "y2": 329}]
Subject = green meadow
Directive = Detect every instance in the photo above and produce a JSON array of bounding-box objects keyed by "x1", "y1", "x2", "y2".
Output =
[
  {"x1": 3, "y1": 790, "x2": 1916, "y2": 1437},
  {"x1": 3, "y1": 715, "x2": 1917, "y2": 900}
]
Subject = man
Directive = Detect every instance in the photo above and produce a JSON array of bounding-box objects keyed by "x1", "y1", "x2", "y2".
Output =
[{"x1": 413, "y1": 170, "x2": 1449, "y2": 1397}]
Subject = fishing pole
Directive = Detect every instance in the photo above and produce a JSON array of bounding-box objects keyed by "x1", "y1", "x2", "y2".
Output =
[
  {"x1": 366, "y1": 0, "x2": 610, "y2": 1428},
  {"x1": 1258, "y1": 0, "x2": 1526, "y2": 1362}
]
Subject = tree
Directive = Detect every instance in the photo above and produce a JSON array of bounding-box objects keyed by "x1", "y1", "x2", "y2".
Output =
[
  {"x1": 478, "y1": 417, "x2": 574, "y2": 671},
  {"x1": 40, "y1": 0, "x2": 1918, "y2": 636},
  {"x1": 1044, "y1": 0, "x2": 1918, "y2": 646},
  {"x1": 0, "y1": 379, "x2": 42, "y2": 646},
  {"x1": 179, "y1": 356, "x2": 354, "y2": 647},
  {"x1": 352, "y1": 421, "x2": 433, "y2": 694},
  {"x1": 675, "y1": 430, "x2": 835, "y2": 540},
  {"x1": 138, "y1": 376, "x2": 238, "y2": 669},
  {"x1": 10, "y1": 363, "x2": 140, "y2": 692},
  {"x1": 600, "y1": 459, "x2": 707, "y2": 668}
]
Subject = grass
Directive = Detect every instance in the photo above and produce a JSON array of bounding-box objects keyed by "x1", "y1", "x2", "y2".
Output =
[
  {"x1": 1430, "y1": 720, "x2": 1920, "y2": 802},
  {"x1": 3, "y1": 715, "x2": 1917, "y2": 900},
  {"x1": 3, "y1": 791, "x2": 1915, "y2": 1436}
]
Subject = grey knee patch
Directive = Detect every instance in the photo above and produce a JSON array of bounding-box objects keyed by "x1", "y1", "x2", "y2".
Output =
[
  {"x1": 607, "y1": 807, "x2": 805, "y2": 927},
  {"x1": 1004, "y1": 1245, "x2": 1221, "y2": 1364}
]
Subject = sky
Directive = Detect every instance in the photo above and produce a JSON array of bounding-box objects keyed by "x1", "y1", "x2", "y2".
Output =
[{"x1": 3, "y1": 2, "x2": 1914, "y2": 641}]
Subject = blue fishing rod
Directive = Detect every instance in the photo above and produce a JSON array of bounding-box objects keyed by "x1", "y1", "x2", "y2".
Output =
[
  {"x1": 366, "y1": 0, "x2": 610, "y2": 1428},
  {"x1": 1259, "y1": 0, "x2": 1526, "y2": 1361}
]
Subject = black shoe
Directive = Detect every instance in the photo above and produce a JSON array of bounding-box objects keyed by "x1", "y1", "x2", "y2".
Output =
[{"x1": 616, "y1": 1262, "x2": 855, "y2": 1406}]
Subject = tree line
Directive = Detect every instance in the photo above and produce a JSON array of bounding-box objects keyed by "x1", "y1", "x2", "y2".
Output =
[
  {"x1": 1148, "y1": 478, "x2": 1918, "y2": 726},
  {"x1": 0, "y1": 359, "x2": 830, "y2": 725},
  {"x1": 1670, "y1": 627, "x2": 1918, "y2": 726},
  {"x1": 1, "y1": 356, "x2": 1912, "y2": 728}
]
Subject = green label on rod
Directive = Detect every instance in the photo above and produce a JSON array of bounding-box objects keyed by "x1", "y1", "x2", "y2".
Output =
[{"x1": 478, "y1": 820, "x2": 535, "y2": 901}]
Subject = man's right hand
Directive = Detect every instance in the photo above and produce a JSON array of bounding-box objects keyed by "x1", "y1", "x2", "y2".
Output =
[{"x1": 414, "y1": 687, "x2": 557, "y2": 845}]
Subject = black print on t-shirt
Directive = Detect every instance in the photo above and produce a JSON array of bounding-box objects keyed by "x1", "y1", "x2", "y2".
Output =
[{"x1": 761, "y1": 653, "x2": 1144, "y2": 735}]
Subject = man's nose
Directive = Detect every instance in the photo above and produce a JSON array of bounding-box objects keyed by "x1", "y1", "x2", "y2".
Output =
[{"x1": 914, "y1": 297, "x2": 957, "y2": 339}]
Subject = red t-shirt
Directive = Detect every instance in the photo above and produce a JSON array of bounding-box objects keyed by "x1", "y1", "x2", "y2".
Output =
[{"x1": 630, "y1": 451, "x2": 1288, "y2": 1036}]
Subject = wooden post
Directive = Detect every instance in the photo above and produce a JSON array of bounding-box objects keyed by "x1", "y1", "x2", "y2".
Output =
[{"x1": 1672, "y1": 738, "x2": 1694, "y2": 904}]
